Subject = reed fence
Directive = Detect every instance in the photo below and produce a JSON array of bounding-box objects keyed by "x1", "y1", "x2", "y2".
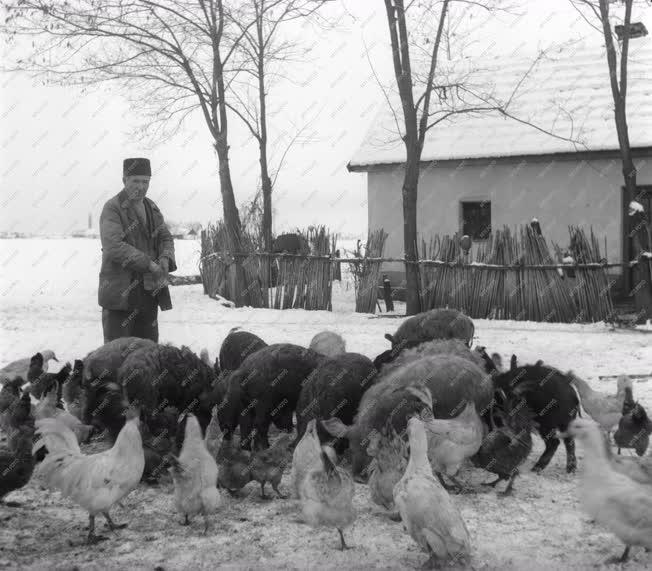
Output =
[
  {"x1": 199, "y1": 225, "x2": 620, "y2": 322},
  {"x1": 200, "y1": 225, "x2": 336, "y2": 310},
  {"x1": 349, "y1": 230, "x2": 388, "y2": 313},
  {"x1": 419, "y1": 226, "x2": 614, "y2": 322}
]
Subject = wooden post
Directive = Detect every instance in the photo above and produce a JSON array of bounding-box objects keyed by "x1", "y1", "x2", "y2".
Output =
[
  {"x1": 383, "y1": 274, "x2": 394, "y2": 312},
  {"x1": 334, "y1": 249, "x2": 342, "y2": 281}
]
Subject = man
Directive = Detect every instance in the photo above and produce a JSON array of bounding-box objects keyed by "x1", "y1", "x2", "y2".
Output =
[{"x1": 98, "y1": 158, "x2": 176, "y2": 343}]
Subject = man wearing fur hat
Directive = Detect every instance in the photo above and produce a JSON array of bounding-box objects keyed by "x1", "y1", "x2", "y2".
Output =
[{"x1": 98, "y1": 158, "x2": 176, "y2": 343}]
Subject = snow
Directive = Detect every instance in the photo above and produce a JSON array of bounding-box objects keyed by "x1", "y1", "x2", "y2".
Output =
[
  {"x1": 349, "y1": 41, "x2": 652, "y2": 168},
  {"x1": 1, "y1": 238, "x2": 652, "y2": 569}
]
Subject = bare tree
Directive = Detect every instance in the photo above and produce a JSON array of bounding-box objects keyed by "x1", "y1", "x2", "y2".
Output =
[
  {"x1": 1, "y1": 0, "x2": 291, "y2": 305},
  {"x1": 571, "y1": 0, "x2": 652, "y2": 321},
  {"x1": 226, "y1": 0, "x2": 331, "y2": 254},
  {"x1": 381, "y1": 0, "x2": 580, "y2": 315}
]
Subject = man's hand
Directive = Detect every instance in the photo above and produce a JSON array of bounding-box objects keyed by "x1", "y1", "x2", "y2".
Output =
[
  {"x1": 148, "y1": 260, "x2": 169, "y2": 290},
  {"x1": 158, "y1": 257, "x2": 170, "y2": 274}
]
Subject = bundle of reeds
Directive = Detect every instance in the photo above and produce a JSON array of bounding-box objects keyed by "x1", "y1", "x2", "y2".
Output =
[
  {"x1": 302, "y1": 226, "x2": 335, "y2": 311},
  {"x1": 352, "y1": 229, "x2": 387, "y2": 313},
  {"x1": 269, "y1": 226, "x2": 334, "y2": 311},
  {"x1": 552, "y1": 226, "x2": 614, "y2": 322},
  {"x1": 199, "y1": 221, "x2": 266, "y2": 307},
  {"x1": 519, "y1": 224, "x2": 576, "y2": 322},
  {"x1": 418, "y1": 224, "x2": 605, "y2": 322}
]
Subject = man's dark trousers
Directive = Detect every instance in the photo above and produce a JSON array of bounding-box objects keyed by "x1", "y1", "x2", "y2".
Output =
[{"x1": 102, "y1": 285, "x2": 159, "y2": 343}]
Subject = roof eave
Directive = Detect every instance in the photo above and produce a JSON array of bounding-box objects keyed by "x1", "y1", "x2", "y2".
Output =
[{"x1": 348, "y1": 146, "x2": 652, "y2": 172}]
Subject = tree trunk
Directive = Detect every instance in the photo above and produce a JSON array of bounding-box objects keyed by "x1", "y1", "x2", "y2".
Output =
[
  {"x1": 214, "y1": 133, "x2": 249, "y2": 307},
  {"x1": 402, "y1": 150, "x2": 421, "y2": 315},
  {"x1": 256, "y1": 6, "x2": 273, "y2": 255}
]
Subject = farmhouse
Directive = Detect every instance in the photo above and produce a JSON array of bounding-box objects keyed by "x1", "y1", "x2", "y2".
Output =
[{"x1": 348, "y1": 42, "x2": 652, "y2": 300}]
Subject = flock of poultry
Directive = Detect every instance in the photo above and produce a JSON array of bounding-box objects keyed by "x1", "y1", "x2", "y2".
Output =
[{"x1": 0, "y1": 310, "x2": 651, "y2": 568}]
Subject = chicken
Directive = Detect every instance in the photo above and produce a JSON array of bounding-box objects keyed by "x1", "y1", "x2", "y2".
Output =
[
  {"x1": 300, "y1": 445, "x2": 355, "y2": 550},
  {"x1": 168, "y1": 414, "x2": 221, "y2": 533},
  {"x1": 203, "y1": 406, "x2": 222, "y2": 460},
  {"x1": 291, "y1": 419, "x2": 322, "y2": 499},
  {"x1": 367, "y1": 424, "x2": 408, "y2": 518},
  {"x1": 34, "y1": 382, "x2": 93, "y2": 443},
  {"x1": 32, "y1": 407, "x2": 145, "y2": 544},
  {"x1": 422, "y1": 401, "x2": 484, "y2": 492},
  {"x1": 62, "y1": 359, "x2": 84, "y2": 421},
  {"x1": 613, "y1": 386, "x2": 651, "y2": 456},
  {"x1": 564, "y1": 417, "x2": 652, "y2": 563},
  {"x1": 216, "y1": 438, "x2": 252, "y2": 496},
  {"x1": 621, "y1": 384, "x2": 636, "y2": 416},
  {"x1": 250, "y1": 433, "x2": 293, "y2": 499},
  {"x1": 569, "y1": 373, "x2": 632, "y2": 433},
  {"x1": 393, "y1": 416, "x2": 471, "y2": 569},
  {"x1": 471, "y1": 396, "x2": 534, "y2": 495},
  {"x1": 0, "y1": 393, "x2": 35, "y2": 506},
  {"x1": 0, "y1": 376, "x2": 23, "y2": 434},
  {"x1": 199, "y1": 348, "x2": 211, "y2": 367},
  {"x1": 28, "y1": 360, "x2": 71, "y2": 402},
  {"x1": 0, "y1": 350, "x2": 58, "y2": 384}
]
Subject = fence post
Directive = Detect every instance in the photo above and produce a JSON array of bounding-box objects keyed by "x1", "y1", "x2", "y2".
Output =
[
  {"x1": 334, "y1": 249, "x2": 342, "y2": 281},
  {"x1": 383, "y1": 274, "x2": 394, "y2": 312}
]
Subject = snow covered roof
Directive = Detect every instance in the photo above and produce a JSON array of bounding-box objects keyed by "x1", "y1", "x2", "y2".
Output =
[{"x1": 349, "y1": 41, "x2": 652, "y2": 169}]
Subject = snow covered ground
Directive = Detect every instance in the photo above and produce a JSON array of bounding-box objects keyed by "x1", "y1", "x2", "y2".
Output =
[{"x1": 0, "y1": 238, "x2": 651, "y2": 570}]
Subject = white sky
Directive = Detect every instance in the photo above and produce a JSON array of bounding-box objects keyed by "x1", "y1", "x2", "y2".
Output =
[{"x1": 0, "y1": 0, "x2": 643, "y2": 237}]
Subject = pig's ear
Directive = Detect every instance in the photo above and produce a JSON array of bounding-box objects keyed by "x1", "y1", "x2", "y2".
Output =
[
  {"x1": 510, "y1": 355, "x2": 518, "y2": 370},
  {"x1": 384, "y1": 333, "x2": 395, "y2": 344},
  {"x1": 321, "y1": 417, "x2": 350, "y2": 438}
]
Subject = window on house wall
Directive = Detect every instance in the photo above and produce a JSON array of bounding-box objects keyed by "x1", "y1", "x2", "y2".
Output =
[{"x1": 461, "y1": 201, "x2": 491, "y2": 240}]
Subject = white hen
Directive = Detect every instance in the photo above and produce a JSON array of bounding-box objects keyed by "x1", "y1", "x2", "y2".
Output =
[
  {"x1": 169, "y1": 413, "x2": 221, "y2": 533},
  {"x1": 32, "y1": 408, "x2": 144, "y2": 544},
  {"x1": 394, "y1": 416, "x2": 471, "y2": 569},
  {"x1": 566, "y1": 417, "x2": 652, "y2": 563}
]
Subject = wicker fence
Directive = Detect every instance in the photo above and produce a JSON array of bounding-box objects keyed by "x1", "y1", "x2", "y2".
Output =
[
  {"x1": 199, "y1": 225, "x2": 337, "y2": 311},
  {"x1": 199, "y1": 225, "x2": 623, "y2": 322},
  {"x1": 417, "y1": 226, "x2": 615, "y2": 322}
]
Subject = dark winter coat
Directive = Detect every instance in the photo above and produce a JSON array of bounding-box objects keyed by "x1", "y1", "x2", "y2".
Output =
[{"x1": 98, "y1": 189, "x2": 176, "y2": 311}]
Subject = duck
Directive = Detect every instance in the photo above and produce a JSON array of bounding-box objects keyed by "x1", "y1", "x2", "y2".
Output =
[
  {"x1": 393, "y1": 416, "x2": 471, "y2": 568},
  {"x1": 569, "y1": 373, "x2": 631, "y2": 434},
  {"x1": 564, "y1": 417, "x2": 652, "y2": 563}
]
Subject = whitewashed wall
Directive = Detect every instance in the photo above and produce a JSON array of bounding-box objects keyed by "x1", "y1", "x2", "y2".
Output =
[{"x1": 368, "y1": 154, "x2": 652, "y2": 283}]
